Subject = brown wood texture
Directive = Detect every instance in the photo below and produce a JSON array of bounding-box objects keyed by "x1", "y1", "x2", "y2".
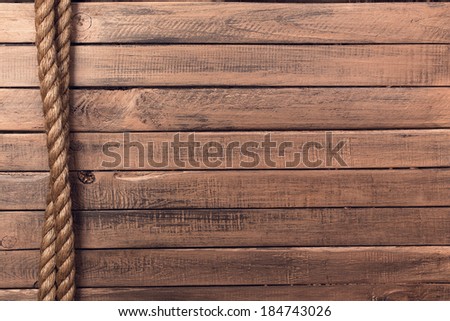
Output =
[
  {"x1": 2, "y1": 208, "x2": 450, "y2": 250},
  {"x1": 1, "y1": 130, "x2": 449, "y2": 170},
  {"x1": 3, "y1": 284, "x2": 450, "y2": 301},
  {"x1": 1, "y1": 1, "x2": 450, "y2": 300},
  {"x1": 2, "y1": 247, "x2": 450, "y2": 288},
  {"x1": 0, "y1": 0, "x2": 446, "y2": 2},
  {"x1": 2, "y1": 3, "x2": 450, "y2": 44},
  {"x1": 1, "y1": 169, "x2": 450, "y2": 210},
  {"x1": 2, "y1": 88, "x2": 450, "y2": 132},
  {"x1": 2, "y1": 45, "x2": 450, "y2": 87}
]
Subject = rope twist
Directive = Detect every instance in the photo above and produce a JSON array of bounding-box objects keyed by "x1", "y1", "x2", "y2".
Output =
[{"x1": 35, "y1": 0, "x2": 75, "y2": 301}]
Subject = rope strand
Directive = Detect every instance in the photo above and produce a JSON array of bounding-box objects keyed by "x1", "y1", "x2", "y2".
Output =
[
  {"x1": 54, "y1": 0, "x2": 75, "y2": 301},
  {"x1": 35, "y1": 0, "x2": 75, "y2": 301}
]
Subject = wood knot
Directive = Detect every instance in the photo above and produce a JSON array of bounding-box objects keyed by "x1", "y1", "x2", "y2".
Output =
[
  {"x1": 1, "y1": 235, "x2": 17, "y2": 249},
  {"x1": 70, "y1": 140, "x2": 84, "y2": 152},
  {"x1": 78, "y1": 171, "x2": 96, "y2": 184},
  {"x1": 372, "y1": 290, "x2": 411, "y2": 301},
  {"x1": 72, "y1": 12, "x2": 92, "y2": 32}
]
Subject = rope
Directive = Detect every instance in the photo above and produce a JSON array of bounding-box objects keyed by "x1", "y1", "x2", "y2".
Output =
[{"x1": 35, "y1": 0, "x2": 75, "y2": 301}]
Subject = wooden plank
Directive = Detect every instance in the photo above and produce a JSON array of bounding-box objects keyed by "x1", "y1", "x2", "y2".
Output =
[
  {"x1": 2, "y1": 88, "x2": 450, "y2": 132},
  {"x1": 2, "y1": 247, "x2": 450, "y2": 287},
  {"x1": 2, "y1": 130, "x2": 450, "y2": 171},
  {"x1": 2, "y1": 45, "x2": 450, "y2": 87},
  {"x1": 1, "y1": 169, "x2": 450, "y2": 210},
  {"x1": 2, "y1": 3, "x2": 450, "y2": 44},
  {"x1": 72, "y1": 284, "x2": 450, "y2": 301},
  {"x1": 3, "y1": 284, "x2": 450, "y2": 301},
  {"x1": 0, "y1": 0, "x2": 446, "y2": 2},
  {"x1": 0, "y1": 173, "x2": 48, "y2": 210},
  {"x1": 0, "y1": 289, "x2": 36, "y2": 300},
  {"x1": 2, "y1": 208, "x2": 450, "y2": 250}
]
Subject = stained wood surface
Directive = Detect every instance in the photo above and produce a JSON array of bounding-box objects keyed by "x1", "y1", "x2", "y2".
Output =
[
  {"x1": 2, "y1": 3, "x2": 450, "y2": 44},
  {"x1": 3, "y1": 283, "x2": 450, "y2": 301},
  {"x1": 2, "y1": 247, "x2": 450, "y2": 288},
  {"x1": 2, "y1": 208, "x2": 450, "y2": 250},
  {"x1": 1, "y1": 130, "x2": 449, "y2": 170},
  {"x1": 2, "y1": 88, "x2": 450, "y2": 132},
  {"x1": 1, "y1": 169, "x2": 450, "y2": 210},
  {"x1": 2, "y1": 45, "x2": 450, "y2": 87},
  {"x1": 0, "y1": 0, "x2": 446, "y2": 2},
  {"x1": 1, "y1": 1, "x2": 450, "y2": 301}
]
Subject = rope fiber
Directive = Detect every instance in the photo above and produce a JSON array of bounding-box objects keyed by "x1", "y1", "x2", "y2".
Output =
[{"x1": 35, "y1": 0, "x2": 75, "y2": 301}]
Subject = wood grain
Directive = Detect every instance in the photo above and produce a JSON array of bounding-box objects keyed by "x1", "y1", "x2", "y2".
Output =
[
  {"x1": 2, "y1": 45, "x2": 450, "y2": 87},
  {"x1": 3, "y1": 284, "x2": 450, "y2": 301},
  {"x1": 2, "y1": 247, "x2": 450, "y2": 288},
  {"x1": 2, "y1": 208, "x2": 450, "y2": 250},
  {"x1": 1, "y1": 169, "x2": 450, "y2": 210},
  {"x1": 2, "y1": 130, "x2": 450, "y2": 170},
  {"x1": 2, "y1": 1, "x2": 450, "y2": 301},
  {"x1": 0, "y1": 0, "x2": 446, "y2": 2},
  {"x1": 2, "y1": 88, "x2": 450, "y2": 132},
  {"x1": 2, "y1": 3, "x2": 450, "y2": 44}
]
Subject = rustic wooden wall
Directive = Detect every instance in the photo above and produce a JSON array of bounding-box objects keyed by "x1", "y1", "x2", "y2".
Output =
[{"x1": 1, "y1": 1, "x2": 450, "y2": 300}]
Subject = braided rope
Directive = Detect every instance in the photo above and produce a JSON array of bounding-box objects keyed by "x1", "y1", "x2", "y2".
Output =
[
  {"x1": 54, "y1": 0, "x2": 76, "y2": 301},
  {"x1": 35, "y1": 0, "x2": 75, "y2": 301}
]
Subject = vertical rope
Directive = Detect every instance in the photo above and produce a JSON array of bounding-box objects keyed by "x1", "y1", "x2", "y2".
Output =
[
  {"x1": 54, "y1": 0, "x2": 76, "y2": 301},
  {"x1": 35, "y1": 0, "x2": 75, "y2": 301}
]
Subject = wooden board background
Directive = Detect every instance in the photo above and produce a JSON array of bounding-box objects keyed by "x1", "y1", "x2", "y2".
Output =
[{"x1": 1, "y1": 1, "x2": 450, "y2": 301}]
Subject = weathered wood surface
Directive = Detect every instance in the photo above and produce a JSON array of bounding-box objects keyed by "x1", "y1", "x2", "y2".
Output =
[
  {"x1": 2, "y1": 3, "x2": 450, "y2": 44},
  {"x1": 1, "y1": 169, "x2": 450, "y2": 210},
  {"x1": 2, "y1": 45, "x2": 450, "y2": 87},
  {"x1": 1, "y1": 130, "x2": 449, "y2": 170},
  {"x1": 0, "y1": 0, "x2": 446, "y2": 2},
  {"x1": 3, "y1": 284, "x2": 450, "y2": 301},
  {"x1": 2, "y1": 208, "x2": 450, "y2": 250},
  {"x1": 2, "y1": 88, "x2": 450, "y2": 132},
  {"x1": 1, "y1": 1, "x2": 450, "y2": 301},
  {"x1": 2, "y1": 247, "x2": 450, "y2": 288}
]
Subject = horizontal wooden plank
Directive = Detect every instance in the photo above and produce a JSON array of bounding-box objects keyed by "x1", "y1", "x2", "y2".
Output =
[
  {"x1": 2, "y1": 3, "x2": 450, "y2": 44},
  {"x1": 0, "y1": 289, "x2": 36, "y2": 301},
  {"x1": 0, "y1": 0, "x2": 447, "y2": 2},
  {"x1": 1, "y1": 169, "x2": 450, "y2": 210},
  {"x1": 2, "y1": 247, "x2": 450, "y2": 287},
  {"x1": 2, "y1": 88, "x2": 450, "y2": 132},
  {"x1": 2, "y1": 283, "x2": 450, "y2": 301},
  {"x1": 2, "y1": 45, "x2": 450, "y2": 87},
  {"x1": 0, "y1": 0, "x2": 219, "y2": 3},
  {"x1": 70, "y1": 284, "x2": 450, "y2": 301},
  {"x1": 2, "y1": 130, "x2": 450, "y2": 171},
  {"x1": 2, "y1": 208, "x2": 450, "y2": 250}
]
